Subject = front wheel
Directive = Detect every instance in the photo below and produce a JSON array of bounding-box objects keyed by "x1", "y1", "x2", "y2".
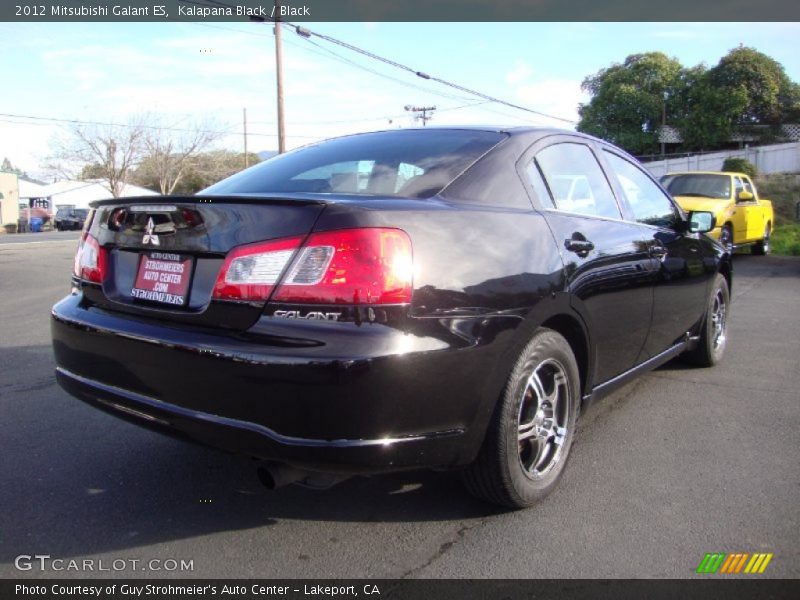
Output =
[
  {"x1": 752, "y1": 224, "x2": 770, "y2": 255},
  {"x1": 462, "y1": 328, "x2": 580, "y2": 508},
  {"x1": 683, "y1": 274, "x2": 730, "y2": 367}
]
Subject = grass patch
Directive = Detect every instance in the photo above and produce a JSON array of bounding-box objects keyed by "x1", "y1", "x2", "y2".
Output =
[
  {"x1": 771, "y1": 223, "x2": 800, "y2": 256},
  {"x1": 755, "y1": 173, "x2": 800, "y2": 225},
  {"x1": 754, "y1": 173, "x2": 800, "y2": 256}
]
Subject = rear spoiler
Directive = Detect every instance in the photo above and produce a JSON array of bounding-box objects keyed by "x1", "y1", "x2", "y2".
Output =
[{"x1": 90, "y1": 194, "x2": 331, "y2": 208}]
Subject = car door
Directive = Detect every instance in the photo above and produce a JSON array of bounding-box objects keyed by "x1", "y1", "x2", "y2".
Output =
[
  {"x1": 731, "y1": 175, "x2": 750, "y2": 242},
  {"x1": 522, "y1": 139, "x2": 655, "y2": 384},
  {"x1": 600, "y1": 149, "x2": 713, "y2": 360},
  {"x1": 741, "y1": 176, "x2": 766, "y2": 240}
]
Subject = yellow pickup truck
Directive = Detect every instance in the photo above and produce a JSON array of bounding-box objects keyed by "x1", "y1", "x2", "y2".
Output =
[{"x1": 660, "y1": 171, "x2": 774, "y2": 255}]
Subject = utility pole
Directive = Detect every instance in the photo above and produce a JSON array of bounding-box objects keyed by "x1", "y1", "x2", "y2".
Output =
[
  {"x1": 274, "y1": 0, "x2": 286, "y2": 153},
  {"x1": 243, "y1": 107, "x2": 249, "y2": 168},
  {"x1": 405, "y1": 105, "x2": 436, "y2": 126}
]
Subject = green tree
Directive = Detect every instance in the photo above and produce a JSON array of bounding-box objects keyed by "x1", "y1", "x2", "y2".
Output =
[
  {"x1": 671, "y1": 65, "x2": 748, "y2": 151},
  {"x1": 708, "y1": 46, "x2": 800, "y2": 128},
  {"x1": 577, "y1": 52, "x2": 683, "y2": 155},
  {"x1": 577, "y1": 47, "x2": 800, "y2": 154},
  {"x1": 721, "y1": 157, "x2": 757, "y2": 178}
]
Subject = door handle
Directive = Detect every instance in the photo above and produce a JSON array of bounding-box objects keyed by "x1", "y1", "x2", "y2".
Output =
[
  {"x1": 650, "y1": 245, "x2": 668, "y2": 259},
  {"x1": 564, "y1": 239, "x2": 595, "y2": 254}
]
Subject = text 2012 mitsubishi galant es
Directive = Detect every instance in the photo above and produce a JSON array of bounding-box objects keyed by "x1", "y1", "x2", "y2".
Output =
[{"x1": 51, "y1": 128, "x2": 730, "y2": 508}]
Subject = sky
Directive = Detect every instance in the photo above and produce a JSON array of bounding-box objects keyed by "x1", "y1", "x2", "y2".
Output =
[{"x1": 1, "y1": 21, "x2": 799, "y2": 180}]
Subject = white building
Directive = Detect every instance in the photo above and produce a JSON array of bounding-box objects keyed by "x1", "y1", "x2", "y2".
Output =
[{"x1": 27, "y1": 180, "x2": 158, "y2": 212}]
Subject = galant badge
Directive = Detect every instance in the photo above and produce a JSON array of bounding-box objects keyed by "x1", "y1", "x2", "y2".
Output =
[
  {"x1": 142, "y1": 217, "x2": 160, "y2": 246},
  {"x1": 273, "y1": 310, "x2": 341, "y2": 321}
]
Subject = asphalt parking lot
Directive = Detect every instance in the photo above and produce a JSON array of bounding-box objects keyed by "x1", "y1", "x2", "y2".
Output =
[{"x1": 0, "y1": 234, "x2": 798, "y2": 579}]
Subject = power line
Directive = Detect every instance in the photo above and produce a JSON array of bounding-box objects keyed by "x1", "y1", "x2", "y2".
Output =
[
  {"x1": 283, "y1": 22, "x2": 577, "y2": 125},
  {"x1": 188, "y1": 21, "x2": 472, "y2": 106},
  {"x1": 0, "y1": 112, "x2": 232, "y2": 135},
  {"x1": 0, "y1": 112, "x2": 321, "y2": 139},
  {"x1": 298, "y1": 36, "x2": 474, "y2": 103},
  {"x1": 176, "y1": 0, "x2": 575, "y2": 124},
  {"x1": 248, "y1": 101, "x2": 488, "y2": 127},
  {"x1": 185, "y1": 20, "x2": 532, "y2": 127}
]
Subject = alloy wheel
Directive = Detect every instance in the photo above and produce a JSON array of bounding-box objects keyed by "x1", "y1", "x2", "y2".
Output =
[
  {"x1": 517, "y1": 359, "x2": 570, "y2": 480},
  {"x1": 711, "y1": 288, "x2": 727, "y2": 352}
]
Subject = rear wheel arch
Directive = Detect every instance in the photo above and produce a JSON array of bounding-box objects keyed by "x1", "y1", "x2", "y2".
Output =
[
  {"x1": 465, "y1": 305, "x2": 593, "y2": 465},
  {"x1": 540, "y1": 313, "x2": 591, "y2": 401},
  {"x1": 462, "y1": 326, "x2": 582, "y2": 507}
]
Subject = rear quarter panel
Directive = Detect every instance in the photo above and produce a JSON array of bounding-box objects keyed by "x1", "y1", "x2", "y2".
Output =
[{"x1": 311, "y1": 198, "x2": 571, "y2": 457}]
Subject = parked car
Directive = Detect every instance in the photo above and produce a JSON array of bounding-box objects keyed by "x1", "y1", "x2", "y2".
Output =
[
  {"x1": 660, "y1": 171, "x2": 774, "y2": 255},
  {"x1": 51, "y1": 128, "x2": 731, "y2": 508},
  {"x1": 54, "y1": 207, "x2": 89, "y2": 231}
]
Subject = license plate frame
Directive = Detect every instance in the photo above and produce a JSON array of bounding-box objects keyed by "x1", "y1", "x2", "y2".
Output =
[{"x1": 131, "y1": 251, "x2": 194, "y2": 307}]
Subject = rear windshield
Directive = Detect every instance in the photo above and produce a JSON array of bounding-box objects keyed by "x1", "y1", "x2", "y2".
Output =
[{"x1": 202, "y1": 129, "x2": 506, "y2": 198}]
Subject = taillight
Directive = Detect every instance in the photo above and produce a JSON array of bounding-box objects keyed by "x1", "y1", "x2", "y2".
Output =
[
  {"x1": 212, "y1": 228, "x2": 413, "y2": 305},
  {"x1": 273, "y1": 228, "x2": 413, "y2": 305},
  {"x1": 73, "y1": 233, "x2": 107, "y2": 284},
  {"x1": 212, "y1": 236, "x2": 303, "y2": 301}
]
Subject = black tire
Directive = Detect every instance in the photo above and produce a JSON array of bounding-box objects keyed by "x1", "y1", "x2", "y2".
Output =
[
  {"x1": 752, "y1": 223, "x2": 770, "y2": 256},
  {"x1": 719, "y1": 224, "x2": 734, "y2": 254},
  {"x1": 683, "y1": 274, "x2": 730, "y2": 367},
  {"x1": 462, "y1": 328, "x2": 581, "y2": 508}
]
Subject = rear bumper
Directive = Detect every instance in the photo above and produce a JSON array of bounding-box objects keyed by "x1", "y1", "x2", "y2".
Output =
[
  {"x1": 55, "y1": 366, "x2": 463, "y2": 473},
  {"x1": 51, "y1": 294, "x2": 491, "y2": 473}
]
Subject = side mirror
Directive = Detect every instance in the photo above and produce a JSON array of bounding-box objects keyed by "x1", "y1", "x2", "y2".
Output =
[
  {"x1": 737, "y1": 190, "x2": 754, "y2": 202},
  {"x1": 688, "y1": 211, "x2": 716, "y2": 234}
]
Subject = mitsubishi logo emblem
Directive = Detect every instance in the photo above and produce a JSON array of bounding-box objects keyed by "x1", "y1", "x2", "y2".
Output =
[{"x1": 142, "y1": 217, "x2": 160, "y2": 246}]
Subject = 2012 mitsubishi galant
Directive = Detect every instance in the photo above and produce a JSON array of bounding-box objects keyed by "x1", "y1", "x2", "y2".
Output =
[{"x1": 51, "y1": 128, "x2": 730, "y2": 508}]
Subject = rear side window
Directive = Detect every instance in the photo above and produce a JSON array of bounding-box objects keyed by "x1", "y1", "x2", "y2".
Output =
[
  {"x1": 203, "y1": 130, "x2": 506, "y2": 198},
  {"x1": 604, "y1": 152, "x2": 679, "y2": 228},
  {"x1": 734, "y1": 176, "x2": 744, "y2": 196},
  {"x1": 530, "y1": 143, "x2": 621, "y2": 219}
]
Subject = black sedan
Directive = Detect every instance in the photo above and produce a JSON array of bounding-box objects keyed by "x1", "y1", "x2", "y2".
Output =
[{"x1": 51, "y1": 128, "x2": 730, "y2": 508}]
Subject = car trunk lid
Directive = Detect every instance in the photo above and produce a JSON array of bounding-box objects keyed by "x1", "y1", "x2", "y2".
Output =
[{"x1": 81, "y1": 195, "x2": 328, "y2": 330}]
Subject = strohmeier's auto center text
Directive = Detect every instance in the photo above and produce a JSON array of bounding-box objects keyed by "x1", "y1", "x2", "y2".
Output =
[{"x1": 16, "y1": 584, "x2": 376, "y2": 596}]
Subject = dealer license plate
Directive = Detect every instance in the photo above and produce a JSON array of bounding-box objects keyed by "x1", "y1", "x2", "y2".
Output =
[{"x1": 131, "y1": 252, "x2": 193, "y2": 306}]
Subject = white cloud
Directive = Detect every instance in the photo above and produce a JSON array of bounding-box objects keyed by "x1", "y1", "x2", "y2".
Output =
[
  {"x1": 513, "y1": 79, "x2": 587, "y2": 127},
  {"x1": 505, "y1": 60, "x2": 533, "y2": 85}
]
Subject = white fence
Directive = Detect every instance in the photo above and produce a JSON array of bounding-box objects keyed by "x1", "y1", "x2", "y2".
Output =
[{"x1": 643, "y1": 142, "x2": 800, "y2": 178}]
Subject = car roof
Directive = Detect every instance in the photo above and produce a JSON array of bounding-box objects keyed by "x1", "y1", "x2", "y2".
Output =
[
  {"x1": 318, "y1": 125, "x2": 583, "y2": 139},
  {"x1": 306, "y1": 125, "x2": 613, "y2": 154},
  {"x1": 664, "y1": 171, "x2": 751, "y2": 178}
]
